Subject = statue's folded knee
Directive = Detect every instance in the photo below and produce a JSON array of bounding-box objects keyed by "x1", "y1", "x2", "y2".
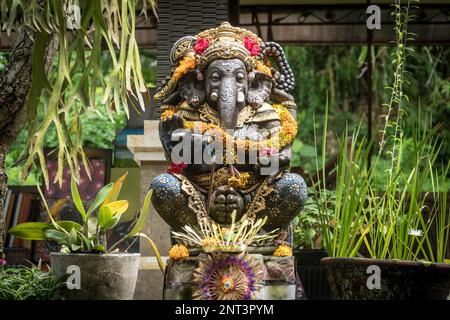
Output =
[
  {"x1": 150, "y1": 173, "x2": 182, "y2": 212},
  {"x1": 275, "y1": 172, "x2": 308, "y2": 207}
]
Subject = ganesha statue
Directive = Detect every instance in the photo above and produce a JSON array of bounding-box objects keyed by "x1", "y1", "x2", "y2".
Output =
[{"x1": 151, "y1": 22, "x2": 307, "y2": 237}]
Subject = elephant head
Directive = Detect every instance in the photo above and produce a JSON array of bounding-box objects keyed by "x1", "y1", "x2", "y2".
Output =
[
  {"x1": 178, "y1": 70, "x2": 205, "y2": 107},
  {"x1": 155, "y1": 22, "x2": 296, "y2": 129},
  {"x1": 205, "y1": 58, "x2": 248, "y2": 130},
  {"x1": 247, "y1": 71, "x2": 273, "y2": 109}
]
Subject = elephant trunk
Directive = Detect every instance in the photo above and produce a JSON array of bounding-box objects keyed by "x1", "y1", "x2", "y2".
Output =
[{"x1": 217, "y1": 79, "x2": 244, "y2": 130}]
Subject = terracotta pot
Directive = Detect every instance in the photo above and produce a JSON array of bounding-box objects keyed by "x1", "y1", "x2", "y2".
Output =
[
  {"x1": 50, "y1": 252, "x2": 140, "y2": 300},
  {"x1": 321, "y1": 257, "x2": 450, "y2": 300}
]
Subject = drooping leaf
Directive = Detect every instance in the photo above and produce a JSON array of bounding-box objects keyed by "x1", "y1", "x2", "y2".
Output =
[{"x1": 139, "y1": 233, "x2": 164, "y2": 274}]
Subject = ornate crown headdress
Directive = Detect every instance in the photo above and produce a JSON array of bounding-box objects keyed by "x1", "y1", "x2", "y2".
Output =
[{"x1": 155, "y1": 22, "x2": 293, "y2": 101}]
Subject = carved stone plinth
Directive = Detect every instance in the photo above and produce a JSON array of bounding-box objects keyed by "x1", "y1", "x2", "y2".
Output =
[
  {"x1": 163, "y1": 254, "x2": 302, "y2": 300},
  {"x1": 127, "y1": 120, "x2": 171, "y2": 300}
]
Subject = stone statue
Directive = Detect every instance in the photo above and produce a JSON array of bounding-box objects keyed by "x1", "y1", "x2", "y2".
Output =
[{"x1": 151, "y1": 22, "x2": 307, "y2": 236}]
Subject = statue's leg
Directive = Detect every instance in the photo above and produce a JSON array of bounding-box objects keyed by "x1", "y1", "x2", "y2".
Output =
[
  {"x1": 258, "y1": 172, "x2": 307, "y2": 231},
  {"x1": 150, "y1": 173, "x2": 204, "y2": 231}
]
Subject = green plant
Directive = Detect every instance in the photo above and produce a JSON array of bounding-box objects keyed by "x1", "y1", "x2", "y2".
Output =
[
  {"x1": 8, "y1": 173, "x2": 163, "y2": 270},
  {"x1": 313, "y1": 99, "x2": 374, "y2": 258},
  {"x1": 314, "y1": 100, "x2": 449, "y2": 262},
  {"x1": 0, "y1": 0, "x2": 156, "y2": 187},
  {"x1": 421, "y1": 162, "x2": 450, "y2": 263},
  {"x1": 363, "y1": 112, "x2": 444, "y2": 261},
  {"x1": 292, "y1": 188, "x2": 335, "y2": 249},
  {"x1": 0, "y1": 261, "x2": 63, "y2": 300}
]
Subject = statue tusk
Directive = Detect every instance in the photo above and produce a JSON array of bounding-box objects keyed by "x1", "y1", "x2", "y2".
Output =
[
  {"x1": 237, "y1": 90, "x2": 245, "y2": 104},
  {"x1": 210, "y1": 90, "x2": 219, "y2": 102}
]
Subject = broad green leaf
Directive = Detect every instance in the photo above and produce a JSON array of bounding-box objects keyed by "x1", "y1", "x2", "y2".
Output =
[
  {"x1": 126, "y1": 190, "x2": 152, "y2": 238},
  {"x1": 71, "y1": 176, "x2": 87, "y2": 222},
  {"x1": 68, "y1": 228, "x2": 79, "y2": 246},
  {"x1": 86, "y1": 183, "x2": 114, "y2": 217},
  {"x1": 57, "y1": 221, "x2": 83, "y2": 233},
  {"x1": 44, "y1": 229, "x2": 67, "y2": 243},
  {"x1": 98, "y1": 205, "x2": 114, "y2": 230},
  {"x1": 71, "y1": 244, "x2": 82, "y2": 252},
  {"x1": 9, "y1": 222, "x2": 51, "y2": 240}
]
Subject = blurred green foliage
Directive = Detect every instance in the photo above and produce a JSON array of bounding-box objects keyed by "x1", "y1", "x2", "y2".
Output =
[{"x1": 284, "y1": 45, "x2": 450, "y2": 176}]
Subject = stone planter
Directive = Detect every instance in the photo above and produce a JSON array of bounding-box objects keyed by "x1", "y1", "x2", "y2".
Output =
[
  {"x1": 321, "y1": 257, "x2": 450, "y2": 300},
  {"x1": 50, "y1": 252, "x2": 140, "y2": 300}
]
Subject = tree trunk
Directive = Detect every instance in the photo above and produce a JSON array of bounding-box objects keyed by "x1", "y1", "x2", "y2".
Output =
[{"x1": 0, "y1": 25, "x2": 57, "y2": 259}]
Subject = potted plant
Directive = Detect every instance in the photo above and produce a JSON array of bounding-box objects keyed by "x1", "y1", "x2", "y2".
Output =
[
  {"x1": 309, "y1": 0, "x2": 450, "y2": 300},
  {"x1": 8, "y1": 173, "x2": 162, "y2": 300},
  {"x1": 313, "y1": 99, "x2": 450, "y2": 299}
]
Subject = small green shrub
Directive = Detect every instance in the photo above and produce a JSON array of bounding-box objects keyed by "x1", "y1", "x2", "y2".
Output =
[{"x1": 0, "y1": 262, "x2": 63, "y2": 300}]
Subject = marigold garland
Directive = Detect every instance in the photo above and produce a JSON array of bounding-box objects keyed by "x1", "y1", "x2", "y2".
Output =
[
  {"x1": 172, "y1": 56, "x2": 197, "y2": 81},
  {"x1": 160, "y1": 104, "x2": 297, "y2": 161},
  {"x1": 255, "y1": 60, "x2": 272, "y2": 77}
]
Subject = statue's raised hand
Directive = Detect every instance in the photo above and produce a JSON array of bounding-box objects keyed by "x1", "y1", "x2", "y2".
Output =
[{"x1": 159, "y1": 114, "x2": 186, "y2": 157}]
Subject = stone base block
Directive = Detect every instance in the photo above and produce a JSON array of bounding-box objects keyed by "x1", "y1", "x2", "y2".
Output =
[{"x1": 164, "y1": 254, "x2": 300, "y2": 300}]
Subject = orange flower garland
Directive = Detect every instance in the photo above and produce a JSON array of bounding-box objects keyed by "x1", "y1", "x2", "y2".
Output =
[
  {"x1": 172, "y1": 55, "x2": 197, "y2": 81},
  {"x1": 160, "y1": 104, "x2": 297, "y2": 160}
]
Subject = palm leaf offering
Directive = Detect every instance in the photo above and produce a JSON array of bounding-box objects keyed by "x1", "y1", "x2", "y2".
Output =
[{"x1": 172, "y1": 211, "x2": 279, "y2": 253}]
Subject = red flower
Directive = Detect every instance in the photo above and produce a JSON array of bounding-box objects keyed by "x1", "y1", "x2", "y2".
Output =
[
  {"x1": 0, "y1": 259, "x2": 6, "y2": 266},
  {"x1": 194, "y1": 38, "x2": 209, "y2": 55},
  {"x1": 262, "y1": 146, "x2": 278, "y2": 157},
  {"x1": 168, "y1": 161, "x2": 188, "y2": 174},
  {"x1": 243, "y1": 37, "x2": 261, "y2": 56}
]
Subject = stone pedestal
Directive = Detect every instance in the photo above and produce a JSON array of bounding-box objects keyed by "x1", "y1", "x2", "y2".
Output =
[
  {"x1": 127, "y1": 120, "x2": 171, "y2": 300},
  {"x1": 164, "y1": 254, "x2": 299, "y2": 300}
]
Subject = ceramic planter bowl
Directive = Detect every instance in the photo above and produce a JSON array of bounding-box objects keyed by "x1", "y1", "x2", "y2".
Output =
[
  {"x1": 321, "y1": 257, "x2": 450, "y2": 300},
  {"x1": 50, "y1": 252, "x2": 140, "y2": 300}
]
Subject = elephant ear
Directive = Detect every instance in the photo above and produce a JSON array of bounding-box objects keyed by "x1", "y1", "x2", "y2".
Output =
[
  {"x1": 170, "y1": 36, "x2": 196, "y2": 64},
  {"x1": 161, "y1": 90, "x2": 181, "y2": 106},
  {"x1": 248, "y1": 71, "x2": 273, "y2": 108}
]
